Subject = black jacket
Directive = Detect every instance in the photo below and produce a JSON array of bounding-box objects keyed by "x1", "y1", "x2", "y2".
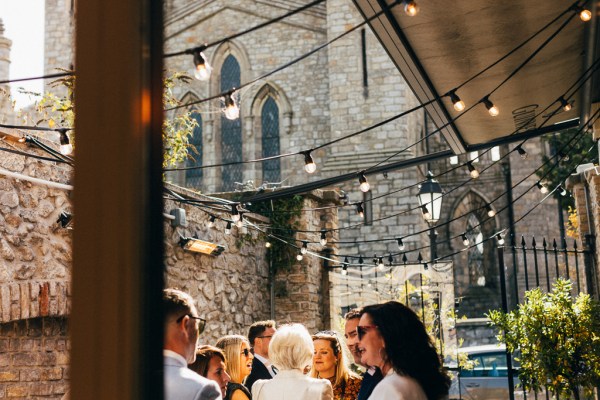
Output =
[{"x1": 244, "y1": 357, "x2": 273, "y2": 392}]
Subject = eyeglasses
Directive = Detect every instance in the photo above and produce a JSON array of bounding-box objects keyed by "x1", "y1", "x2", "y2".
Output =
[
  {"x1": 356, "y1": 325, "x2": 378, "y2": 340},
  {"x1": 176, "y1": 314, "x2": 206, "y2": 335},
  {"x1": 257, "y1": 335, "x2": 273, "y2": 339},
  {"x1": 241, "y1": 348, "x2": 253, "y2": 357}
]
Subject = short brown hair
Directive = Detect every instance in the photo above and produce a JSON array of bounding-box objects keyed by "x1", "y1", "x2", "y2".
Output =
[
  {"x1": 163, "y1": 288, "x2": 195, "y2": 322},
  {"x1": 248, "y1": 320, "x2": 276, "y2": 346},
  {"x1": 344, "y1": 307, "x2": 363, "y2": 321},
  {"x1": 189, "y1": 345, "x2": 226, "y2": 377}
]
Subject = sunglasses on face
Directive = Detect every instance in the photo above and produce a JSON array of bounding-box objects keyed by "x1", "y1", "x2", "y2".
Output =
[
  {"x1": 257, "y1": 335, "x2": 273, "y2": 339},
  {"x1": 176, "y1": 314, "x2": 206, "y2": 335},
  {"x1": 356, "y1": 325, "x2": 378, "y2": 340},
  {"x1": 241, "y1": 348, "x2": 253, "y2": 357}
]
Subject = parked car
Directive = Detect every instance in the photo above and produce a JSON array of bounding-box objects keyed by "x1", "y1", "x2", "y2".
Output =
[{"x1": 447, "y1": 344, "x2": 544, "y2": 400}]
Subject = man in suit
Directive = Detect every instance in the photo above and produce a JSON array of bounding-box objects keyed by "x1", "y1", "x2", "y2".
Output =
[
  {"x1": 244, "y1": 320, "x2": 277, "y2": 391},
  {"x1": 344, "y1": 308, "x2": 383, "y2": 400},
  {"x1": 163, "y1": 288, "x2": 222, "y2": 400}
]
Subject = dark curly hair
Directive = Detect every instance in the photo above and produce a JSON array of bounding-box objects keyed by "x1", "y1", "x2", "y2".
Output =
[{"x1": 361, "y1": 301, "x2": 450, "y2": 400}]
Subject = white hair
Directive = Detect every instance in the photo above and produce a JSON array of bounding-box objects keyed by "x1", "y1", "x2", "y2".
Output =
[{"x1": 269, "y1": 323, "x2": 314, "y2": 371}]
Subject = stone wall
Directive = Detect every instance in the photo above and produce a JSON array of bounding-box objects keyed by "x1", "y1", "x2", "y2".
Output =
[
  {"x1": 0, "y1": 317, "x2": 69, "y2": 399},
  {"x1": 0, "y1": 131, "x2": 72, "y2": 399},
  {"x1": 163, "y1": 184, "x2": 339, "y2": 343}
]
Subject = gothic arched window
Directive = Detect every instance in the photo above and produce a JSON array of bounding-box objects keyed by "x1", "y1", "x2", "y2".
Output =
[
  {"x1": 261, "y1": 96, "x2": 280, "y2": 183},
  {"x1": 185, "y1": 112, "x2": 203, "y2": 189},
  {"x1": 220, "y1": 55, "x2": 242, "y2": 191}
]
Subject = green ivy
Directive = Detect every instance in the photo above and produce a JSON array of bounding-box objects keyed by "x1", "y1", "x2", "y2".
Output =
[{"x1": 247, "y1": 195, "x2": 304, "y2": 273}]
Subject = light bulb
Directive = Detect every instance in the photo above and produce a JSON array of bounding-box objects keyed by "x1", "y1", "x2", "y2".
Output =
[
  {"x1": 235, "y1": 218, "x2": 244, "y2": 228},
  {"x1": 356, "y1": 203, "x2": 365, "y2": 218},
  {"x1": 59, "y1": 130, "x2": 73, "y2": 155},
  {"x1": 304, "y1": 152, "x2": 317, "y2": 174},
  {"x1": 537, "y1": 182, "x2": 548, "y2": 194},
  {"x1": 559, "y1": 185, "x2": 568, "y2": 196},
  {"x1": 580, "y1": 9, "x2": 592, "y2": 22},
  {"x1": 486, "y1": 205, "x2": 496, "y2": 217},
  {"x1": 192, "y1": 51, "x2": 212, "y2": 81},
  {"x1": 421, "y1": 205, "x2": 431, "y2": 221},
  {"x1": 231, "y1": 205, "x2": 240, "y2": 222},
  {"x1": 224, "y1": 93, "x2": 240, "y2": 120},
  {"x1": 449, "y1": 91, "x2": 465, "y2": 112},
  {"x1": 467, "y1": 162, "x2": 479, "y2": 179},
  {"x1": 358, "y1": 256, "x2": 364, "y2": 264},
  {"x1": 462, "y1": 233, "x2": 469, "y2": 246},
  {"x1": 207, "y1": 216, "x2": 216, "y2": 228},
  {"x1": 497, "y1": 233, "x2": 505, "y2": 245},
  {"x1": 483, "y1": 97, "x2": 499, "y2": 117},
  {"x1": 404, "y1": 0, "x2": 419, "y2": 16},
  {"x1": 225, "y1": 222, "x2": 232, "y2": 235},
  {"x1": 300, "y1": 241, "x2": 308, "y2": 254},
  {"x1": 358, "y1": 172, "x2": 370, "y2": 192},
  {"x1": 388, "y1": 255, "x2": 394, "y2": 265},
  {"x1": 296, "y1": 253, "x2": 303, "y2": 261},
  {"x1": 397, "y1": 238, "x2": 405, "y2": 251},
  {"x1": 320, "y1": 231, "x2": 327, "y2": 246},
  {"x1": 560, "y1": 97, "x2": 572, "y2": 112},
  {"x1": 516, "y1": 145, "x2": 528, "y2": 159},
  {"x1": 377, "y1": 257, "x2": 385, "y2": 271},
  {"x1": 265, "y1": 241, "x2": 272, "y2": 248},
  {"x1": 342, "y1": 265, "x2": 348, "y2": 275}
]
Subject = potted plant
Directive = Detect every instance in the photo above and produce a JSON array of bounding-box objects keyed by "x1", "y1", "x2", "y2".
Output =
[{"x1": 488, "y1": 279, "x2": 600, "y2": 399}]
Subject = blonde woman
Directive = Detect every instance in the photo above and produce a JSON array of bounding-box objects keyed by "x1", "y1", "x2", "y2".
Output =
[
  {"x1": 252, "y1": 323, "x2": 332, "y2": 400},
  {"x1": 216, "y1": 335, "x2": 254, "y2": 400},
  {"x1": 311, "y1": 331, "x2": 362, "y2": 400}
]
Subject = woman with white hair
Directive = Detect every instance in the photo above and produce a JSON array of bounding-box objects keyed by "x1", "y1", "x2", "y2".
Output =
[{"x1": 252, "y1": 323, "x2": 333, "y2": 400}]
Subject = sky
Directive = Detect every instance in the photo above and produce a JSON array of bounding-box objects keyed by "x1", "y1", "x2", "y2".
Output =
[{"x1": 0, "y1": 1, "x2": 45, "y2": 110}]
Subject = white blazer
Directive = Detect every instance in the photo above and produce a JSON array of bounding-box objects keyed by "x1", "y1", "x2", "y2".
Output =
[{"x1": 252, "y1": 369, "x2": 333, "y2": 400}]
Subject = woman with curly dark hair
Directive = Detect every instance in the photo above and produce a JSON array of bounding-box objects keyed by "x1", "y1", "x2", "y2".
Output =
[{"x1": 357, "y1": 301, "x2": 450, "y2": 400}]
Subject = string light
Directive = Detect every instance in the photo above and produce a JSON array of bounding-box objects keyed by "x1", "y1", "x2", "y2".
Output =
[
  {"x1": 223, "y1": 92, "x2": 240, "y2": 120},
  {"x1": 358, "y1": 172, "x2": 370, "y2": 192},
  {"x1": 207, "y1": 216, "x2": 216, "y2": 228},
  {"x1": 467, "y1": 161, "x2": 480, "y2": 179},
  {"x1": 192, "y1": 48, "x2": 212, "y2": 81},
  {"x1": 482, "y1": 96, "x2": 499, "y2": 117},
  {"x1": 387, "y1": 254, "x2": 394, "y2": 265},
  {"x1": 358, "y1": 255, "x2": 364, "y2": 264},
  {"x1": 58, "y1": 129, "x2": 73, "y2": 155},
  {"x1": 496, "y1": 232, "x2": 505, "y2": 245},
  {"x1": 265, "y1": 241, "x2": 272, "y2": 248},
  {"x1": 225, "y1": 222, "x2": 232, "y2": 235},
  {"x1": 296, "y1": 253, "x2": 304, "y2": 261},
  {"x1": 516, "y1": 145, "x2": 528, "y2": 159},
  {"x1": 342, "y1": 262, "x2": 348, "y2": 275},
  {"x1": 560, "y1": 97, "x2": 572, "y2": 112},
  {"x1": 303, "y1": 151, "x2": 317, "y2": 174},
  {"x1": 300, "y1": 241, "x2": 308, "y2": 254},
  {"x1": 579, "y1": 8, "x2": 592, "y2": 22},
  {"x1": 403, "y1": 0, "x2": 419, "y2": 16},
  {"x1": 558, "y1": 185, "x2": 568, "y2": 196},
  {"x1": 320, "y1": 230, "x2": 327, "y2": 246},
  {"x1": 397, "y1": 238, "x2": 405, "y2": 250},
  {"x1": 486, "y1": 204, "x2": 496, "y2": 217},
  {"x1": 230, "y1": 205, "x2": 240, "y2": 222},
  {"x1": 356, "y1": 202, "x2": 365, "y2": 218},
  {"x1": 377, "y1": 256, "x2": 385, "y2": 271},
  {"x1": 537, "y1": 181, "x2": 549, "y2": 194},
  {"x1": 449, "y1": 90, "x2": 465, "y2": 112},
  {"x1": 420, "y1": 205, "x2": 431, "y2": 221},
  {"x1": 462, "y1": 233, "x2": 469, "y2": 246}
]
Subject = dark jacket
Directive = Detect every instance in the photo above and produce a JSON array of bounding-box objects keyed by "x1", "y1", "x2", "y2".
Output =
[
  {"x1": 357, "y1": 368, "x2": 383, "y2": 400},
  {"x1": 245, "y1": 357, "x2": 273, "y2": 392}
]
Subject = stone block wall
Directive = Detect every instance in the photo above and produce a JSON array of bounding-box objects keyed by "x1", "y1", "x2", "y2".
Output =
[
  {"x1": 0, "y1": 317, "x2": 69, "y2": 399},
  {"x1": 0, "y1": 131, "x2": 72, "y2": 399}
]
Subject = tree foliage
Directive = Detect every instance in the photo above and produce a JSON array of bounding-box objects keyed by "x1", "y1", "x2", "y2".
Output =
[
  {"x1": 537, "y1": 129, "x2": 597, "y2": 211},
  {"x1": 488, "y1": 279, "x2": 600, "y2": 399}
]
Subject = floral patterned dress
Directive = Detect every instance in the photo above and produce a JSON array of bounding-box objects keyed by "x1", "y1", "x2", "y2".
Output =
[{"x1": 326, "y1": 375, "x2": 362, "y2": 400}]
